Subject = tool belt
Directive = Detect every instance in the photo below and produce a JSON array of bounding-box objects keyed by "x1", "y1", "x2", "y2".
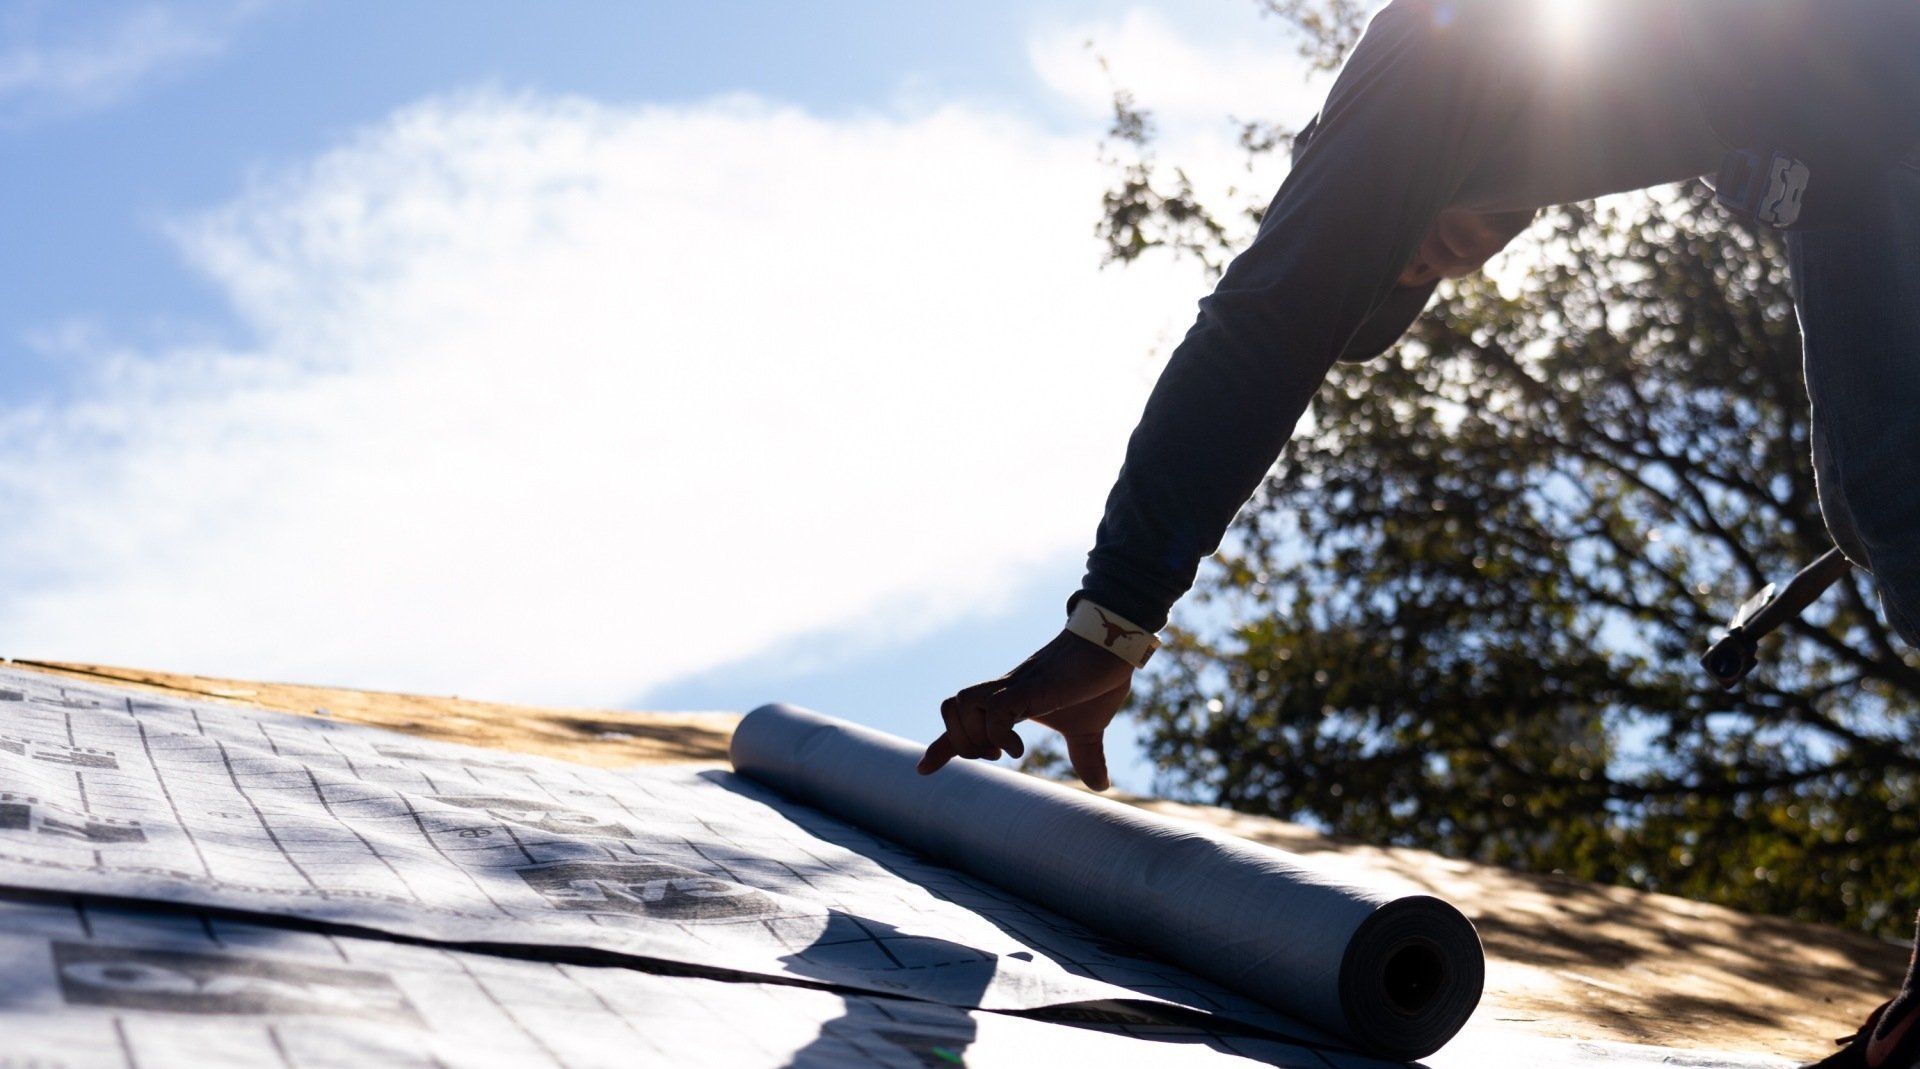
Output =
[{"x1": 1683, "y1": 0, "x2": 1920, "y2": 231}]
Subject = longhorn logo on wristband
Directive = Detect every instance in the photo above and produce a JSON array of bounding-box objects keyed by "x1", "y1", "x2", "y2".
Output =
[
  {"x1": 1067, "y1": 599, "x2": 1160, "y2": 667},
  {"x1": 1092, "y1": 608, "x2": 1146, "y2": 648}
]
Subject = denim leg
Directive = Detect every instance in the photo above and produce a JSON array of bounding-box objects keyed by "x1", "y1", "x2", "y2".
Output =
[{"x1": 1789, "y1": 166, "x2": 1920, "y2": 649}]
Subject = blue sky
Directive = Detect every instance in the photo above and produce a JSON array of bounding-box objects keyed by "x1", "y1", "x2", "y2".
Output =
[
  {"x1": 14, "y1": 2, "x2": 1106, "y2": 399},
  {"x1": 1, "y1": 1, "x2": 1330, "y2": 790}
]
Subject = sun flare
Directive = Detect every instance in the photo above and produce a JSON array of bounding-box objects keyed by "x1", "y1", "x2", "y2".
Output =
[{"x1": 1538, "y1": 0, "x2": 1597, "y2": 45}]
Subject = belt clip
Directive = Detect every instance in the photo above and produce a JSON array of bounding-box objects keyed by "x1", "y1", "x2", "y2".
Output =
[{"x1": 1715, "y1": 148, "x2": 1811, "y2": 229}]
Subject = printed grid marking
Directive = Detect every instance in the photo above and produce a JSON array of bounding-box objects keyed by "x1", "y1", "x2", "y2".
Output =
[
  {"x1": 0, "y1": 893, "x2": 1340, "y2": 1069},
  {"x1": 0, "y1": 667, "x2": 1301, "y2": 1039}
]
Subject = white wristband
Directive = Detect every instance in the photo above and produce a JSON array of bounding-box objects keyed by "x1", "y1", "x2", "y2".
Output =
[{"x1": 1066, "y1": 599, "x2": 1161, "y2": 668}]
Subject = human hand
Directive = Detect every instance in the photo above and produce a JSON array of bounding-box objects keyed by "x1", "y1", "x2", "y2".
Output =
[
  {"x1": 1397, "y1": 207, "x2": 1536, "y2": 287},
  {"x1": 917, "y1": 629, "x2": 1134, "y2": 791}
]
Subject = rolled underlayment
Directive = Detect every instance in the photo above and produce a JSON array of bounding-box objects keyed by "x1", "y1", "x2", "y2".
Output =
[{"x1": 731, "y1": 703, "x2": 1485, "y2": 1061}]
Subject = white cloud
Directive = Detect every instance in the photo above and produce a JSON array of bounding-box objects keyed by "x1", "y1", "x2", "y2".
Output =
[
  {"x1": 1026, "y1": 7, "x2": 1333, "y2": 248},
  {"x1": 0, "y1": 90, "x2": 1216, "y2": 705},
  {"x1": 0, "y1": 1, "x2": 259, "y2": 126},
  {"x1": 1028, "y1": 8, "x2": 1329, "y2": 135}
]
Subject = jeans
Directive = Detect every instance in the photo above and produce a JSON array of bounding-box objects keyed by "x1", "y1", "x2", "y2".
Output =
[{"x1": 1080, "y1": 0, "x2": 1920, "y2": 649}]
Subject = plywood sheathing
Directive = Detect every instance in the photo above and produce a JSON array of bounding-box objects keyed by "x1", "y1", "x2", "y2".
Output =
[{"x1": 8, "y1": 660, "x2": 738, "y2": 768}]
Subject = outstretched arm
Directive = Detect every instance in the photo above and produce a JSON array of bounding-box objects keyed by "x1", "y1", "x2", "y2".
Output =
[
  {"x1": 924, "y1": 0, "x2": 1536, "y2": 788},
  {"x1": 917, "y1": 206, "x2": 1527, "y2": 790}
]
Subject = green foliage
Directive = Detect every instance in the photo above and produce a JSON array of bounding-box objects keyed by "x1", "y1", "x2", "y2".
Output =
[
  {"x1": 1254, "y1": 0, "x2": 1371, "y2": 71},
  {"x1": 1093, "y1": 9, "x2": 1920, "y2": 935},
  {"x1": 1094, "y1": 91, "x2": 1235, "y2": 276}
]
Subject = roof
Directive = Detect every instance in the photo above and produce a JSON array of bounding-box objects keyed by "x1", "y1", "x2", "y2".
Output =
[{"x1": 10, "y1": 658, "x2": 1905, "y2": 1062}]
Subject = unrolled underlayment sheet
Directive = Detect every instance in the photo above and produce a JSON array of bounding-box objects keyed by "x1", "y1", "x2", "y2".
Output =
[
  {"x1": 0, "y1": 892, "x2": 1337, "y2": 1069},
  {"x1": 0, "y1": 667, "x2": 1299, "y2": 1033}
]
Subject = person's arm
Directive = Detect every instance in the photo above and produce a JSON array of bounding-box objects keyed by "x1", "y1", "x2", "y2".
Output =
[
  {"x1": 923, "y1": 0, "x2": 1540, "y2": 788},
  {"x1": 918, "y1": 207, "x2": 1528, "y2": 790},
  {"x1": 1079, "y1": 205, "x2": 1534, "y2": 632}
]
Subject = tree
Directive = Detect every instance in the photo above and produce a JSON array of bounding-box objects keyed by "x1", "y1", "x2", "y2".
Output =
[{"x1": 1087, "y1": 10, "x2": 1920, "y2": 937}]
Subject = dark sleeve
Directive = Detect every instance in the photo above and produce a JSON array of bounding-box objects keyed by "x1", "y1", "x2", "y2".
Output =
[
  {"x1": 1072, "y1": 0, "x2": 1519, "y2": 632},
  {"x1": 1072, "y1": 282, "x2": 1351, "y2": 633},
  {"x1": 1074, "y1": 122, "x2": 1437, "y2": 632}
]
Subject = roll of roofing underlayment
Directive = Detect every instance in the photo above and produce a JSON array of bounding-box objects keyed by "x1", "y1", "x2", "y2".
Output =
[{"x1": 730, "y1": 702, "x2": 1484, "y2": 1061}]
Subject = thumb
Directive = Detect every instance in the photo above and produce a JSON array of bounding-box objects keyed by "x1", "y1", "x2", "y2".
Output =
[{"x1": 1063, "y1": 731, "x2": 1110, "y2": 792}]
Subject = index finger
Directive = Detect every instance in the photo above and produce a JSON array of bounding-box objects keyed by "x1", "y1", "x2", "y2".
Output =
[{"x1": 916, "y1": 732, "x2": 958, "y2": 776}]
